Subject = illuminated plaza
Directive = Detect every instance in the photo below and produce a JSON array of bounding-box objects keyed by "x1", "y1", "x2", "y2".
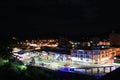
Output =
[
  {"x1": 11, "y1": 34, "x2": 120, "y2": 77},
  {"x1": 12, "y1": 49, "x2": 118, "y2": 76}
]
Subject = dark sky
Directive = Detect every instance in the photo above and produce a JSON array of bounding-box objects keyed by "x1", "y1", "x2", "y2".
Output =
[{"x1": 1, "y1": 0, "x2": 120, "y2": 37}]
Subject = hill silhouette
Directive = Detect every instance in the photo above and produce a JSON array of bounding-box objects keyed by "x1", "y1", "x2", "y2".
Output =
[{"x1": 98, "y1": 67, "x2": 120, "y2": 80}]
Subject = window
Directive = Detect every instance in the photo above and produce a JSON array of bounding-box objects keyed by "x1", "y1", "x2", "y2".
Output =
[
  {"x1": 106, "y1": 54, "x2": 107, "y2": 57},
  {"x1": 73, "y1": 50, "x2": 77, "y2": 53},
  {"x1": 81, "y1": 58, "x2": 83, "y2": 60},
  {"x1": 78, "y1": 51, "x2": 83, "y2": 54},
  {"x1": 102, "y1": 55, "x2": 104, "y2": 57},
  {"x1": 86, "y1": 55, "x2": 89, "y2": 58},
  {"x1": 85, "y1": 52, "x2": 87, "y2": 54},
  {"x1": 86, "y1": 59, "x2": 89, "y2": 61},
  {"x1": 72, "y1": 53, "x2": 77, "y2": 57},
  {"x1": 80, "y1": 55, "x2": 83, "y2": 57}
]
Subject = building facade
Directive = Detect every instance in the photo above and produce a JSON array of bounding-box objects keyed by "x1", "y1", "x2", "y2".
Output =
[
  {"x1": 70, "y1": 49, "x2": 113, "y2": 64},
  {"x1": 70, "y1": 37, "x2": 114, "y2": 64}
]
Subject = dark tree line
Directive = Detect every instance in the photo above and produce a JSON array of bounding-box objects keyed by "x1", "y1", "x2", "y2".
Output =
[{"x1": 0, "y1": 37, "x2": 17, "y2": 59}]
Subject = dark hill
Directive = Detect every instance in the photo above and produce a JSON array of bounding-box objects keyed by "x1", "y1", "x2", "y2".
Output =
[{"x1": 98, "y1": 67, "x2": 120, "y2": 80}]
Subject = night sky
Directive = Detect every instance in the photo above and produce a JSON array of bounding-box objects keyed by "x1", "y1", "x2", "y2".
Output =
[{"x1": 1, "y1": 0, "x2": 120, "y2": 37}]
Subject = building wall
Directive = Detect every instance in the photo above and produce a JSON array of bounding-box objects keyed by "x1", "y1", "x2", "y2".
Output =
[
  {"x1": 71, "y1": 49, "x2": 94, "y2": 63},
  {"x1": 70, "y1": 49, "x2": 113, "y2": 64}
]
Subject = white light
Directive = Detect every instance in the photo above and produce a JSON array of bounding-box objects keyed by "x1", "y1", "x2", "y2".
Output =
[
  {"x1": 30, "y1": 43, "x2": 37, "y2": 47},
  {"x1": 101, "y1": 46, "x2": 105, "y2": 48},
  {"x1": 101, "y1": 57, "x2": 109, "y2": 61}
]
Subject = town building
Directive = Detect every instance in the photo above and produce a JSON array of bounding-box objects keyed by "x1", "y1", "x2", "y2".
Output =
[
  {"x1": 16, "y1": 33, "x2": 120, "y2": 64},
  {"x1": 70, "y1": 37, "x2": 112, "y2": 64}
]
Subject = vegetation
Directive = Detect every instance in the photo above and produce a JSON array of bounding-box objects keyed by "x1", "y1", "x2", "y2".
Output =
[
  {"x1": 0, "y1": 37, "x2": 16, "y2": 59},
  {"x1": 0, "y1": 63, "x2": 97, "y2": 80}
]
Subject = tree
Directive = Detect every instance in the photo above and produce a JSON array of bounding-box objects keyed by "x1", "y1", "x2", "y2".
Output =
[{"x1": 0, "y1": 37, "x2": 16, "y2": 59}]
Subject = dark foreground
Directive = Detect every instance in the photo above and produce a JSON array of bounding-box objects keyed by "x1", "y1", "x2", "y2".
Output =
[
  {"x1": 0, "y1": 61, "x2": 96, "y2": 80},
  {"x1": 0, "y1": 60, "x2": 119, "y2": 80}
]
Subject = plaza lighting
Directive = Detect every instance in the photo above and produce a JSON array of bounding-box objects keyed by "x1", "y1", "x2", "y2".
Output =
[{"x1": 17, "y1": 65, "x2": 27, "y2": 70}]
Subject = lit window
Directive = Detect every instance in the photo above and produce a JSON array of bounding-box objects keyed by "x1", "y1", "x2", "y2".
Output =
[{"x1": 101, "y1": 46, "x2": 105, "y2": 48}]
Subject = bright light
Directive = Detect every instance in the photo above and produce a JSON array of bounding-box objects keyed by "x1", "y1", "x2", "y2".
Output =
[
  {"x1": 12, "y1": 48, "x2": 22, "y2": 53},
  {"x1": 114, "y1": 57, "x2": 116, "y2": 59},
  {"x1": 101, "y1": 57, "x2": 109, "y2": 61},
  {"x1": 18, "y1": 65, "x2": 27, "y2": 70},
  {"x1": 0, "y1": 59, "x2": 9, "y2": 66},
  {"x1": 30, "y1": 43, "x2": 37, "y2": 47},
  {"x1": 2, "y1": 60, "x2": 9, "y2": 63}
]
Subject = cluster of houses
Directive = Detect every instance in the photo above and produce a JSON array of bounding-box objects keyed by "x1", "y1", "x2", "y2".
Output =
[{"x1": 13, "y1": 33, "x2": 120, "y2": 64}]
